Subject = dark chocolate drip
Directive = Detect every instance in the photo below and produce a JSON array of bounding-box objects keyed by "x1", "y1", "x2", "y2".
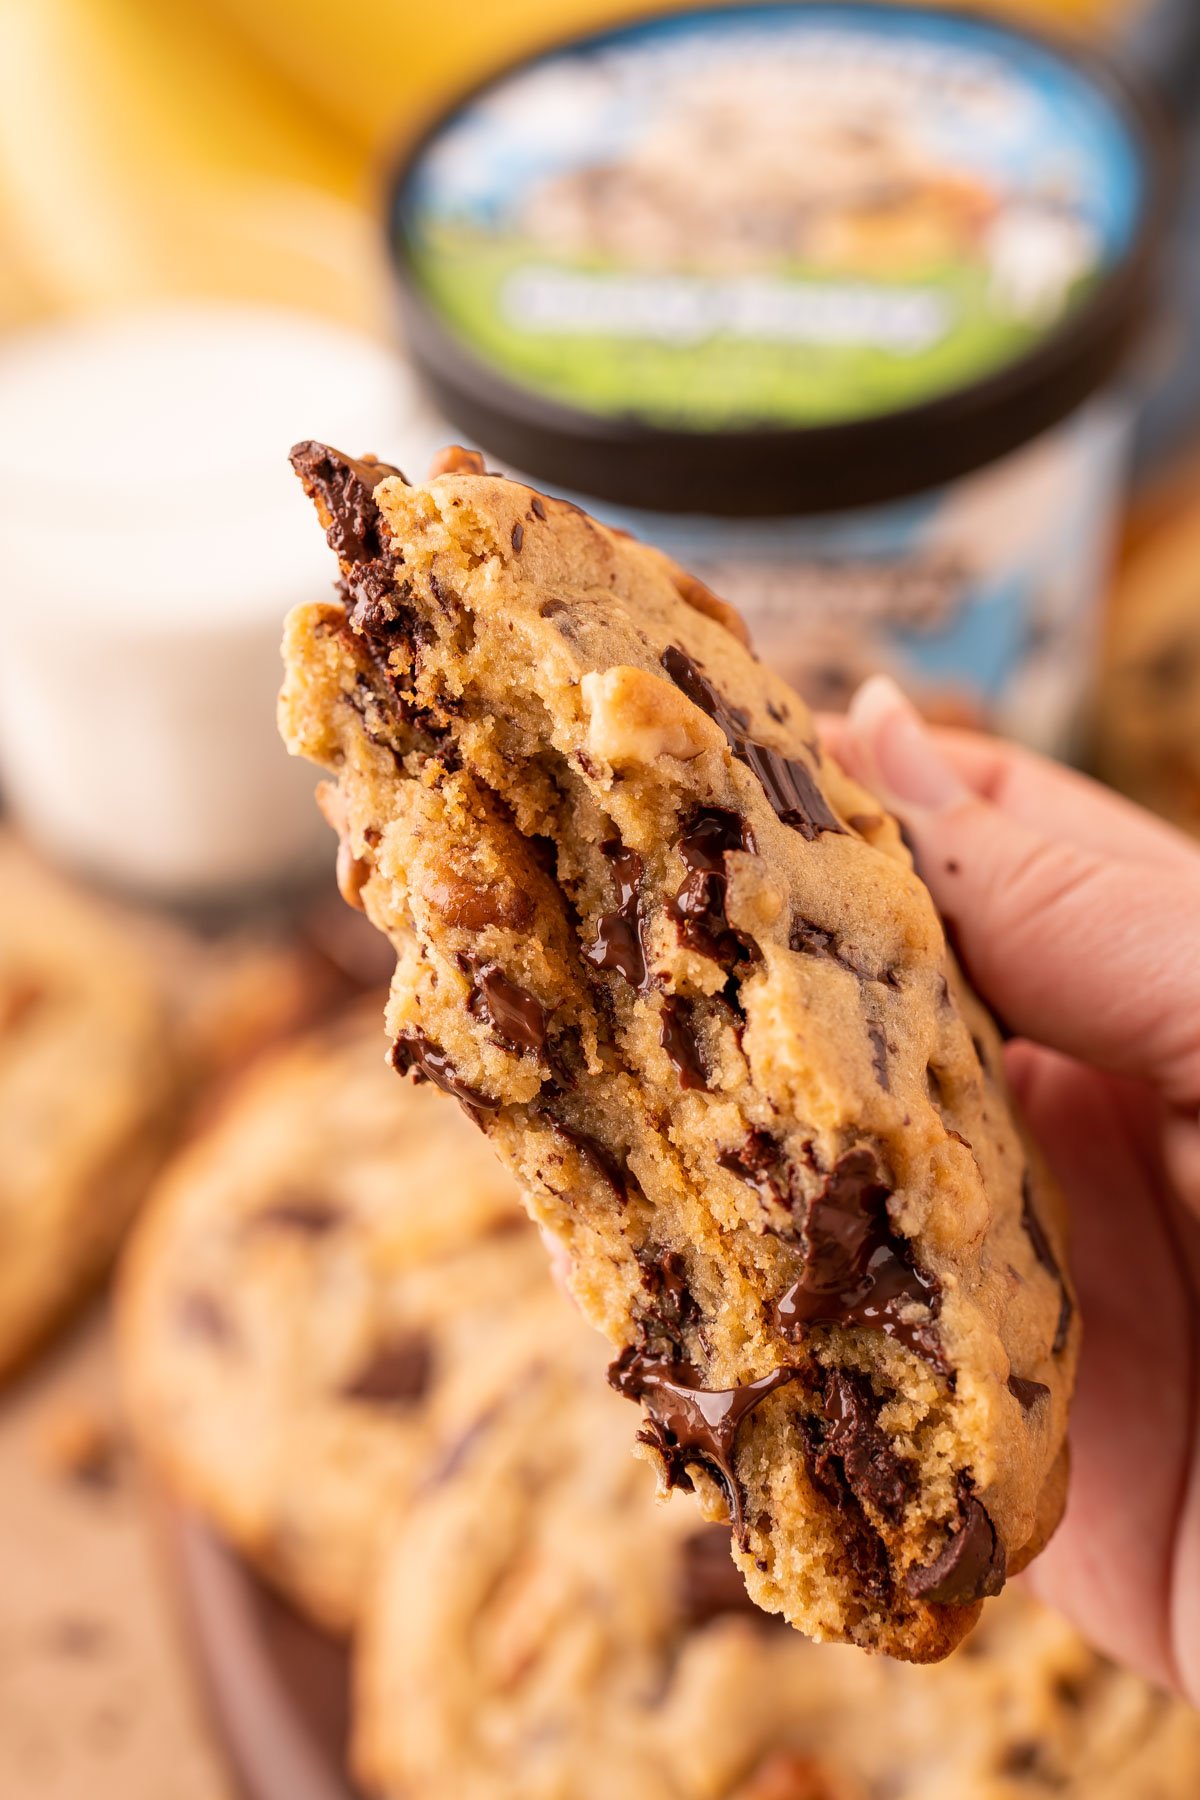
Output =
[
  {"x1": 906, "y1": 1483, "x2": 1006, "y2": 1606},
  {"x1": 1021, "y1": 1172, "x2": 1073, "y2": 1355},
  {"x1": 461, "y1": 959, "x2": 548, "y2": 1055},
  {"x1": 586, "y1": 839, "x2": 648, "y2": 988},
  {"x1": 391, "y1": 1032, "x2": 500, "y2": 1113},
  {"x1": 289, "y1": 441, "x2": 405, "y2": 564},
  {"x1": 609, "y1": 1349, "x2": 803, "y2": 1544},
  {"x1": 659, "y1": 997, "x2": 709, "y2": 1090},
  {"x1": 661, "y1": 646, "x2": 844, "y2": 840},
  {"x1": 813, "y1": 1369, "x2": 915, "y2": 1525},
  {"x1": 667, "y1": 806, "x2": 757, "y2": 967},
  {"x1": 773, "y1": 1148, "x2": 944, "y2": 1370},
  {"x1": 1007, "y1": 1373, "x2": 1051, "y2": 1411},
  {"x1": 551, "y1": 1121, "x2": 628, "y2": 1203},
  {"x1": 343, "y1": 1334, "x2": 432, "y2": 1404}
]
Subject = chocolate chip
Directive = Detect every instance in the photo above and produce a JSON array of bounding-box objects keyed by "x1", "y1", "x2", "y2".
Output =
[
  {"x1": 609, "y1": 1349, "x2": 803, "y2": 1545},
  {"x1": 462, "y1": 959, "x2": 548, "y2": 1054},
  {"x1": 815, "y1": 1369, "x2": 916, "y2": 1525},
  {"x1": 1007, "y1": 1373, "x2": 1051, "y2": 1411},
  {"x1": 550, "y1": 1121, "x2": 628, "y2": 1203},
  {"x1": 585, "y1": 838, "x2": 648, "y2": 987},
  {"x1": 530, "y1": 496, "x2": 547, "y2": 520},
  {"x1": 637, "y1": 1250, "x2": 697, "y2": 1358},
  {"x1": 717, "y1": 1128, "x2": 807, "y2": 1212},
  {"x1": 678, "y1": 1527, "x2": 761, "y2": 1629},
  {"x1": 289, "y1": 441, "x2": 405, "y2": 564},
  {"x1": 773, "y1": 1149, "x2": 944, "y2": 1370},
  {"x1": 659, "y1": 997, "x2": 709, "y2": 1090},
  {"x1": 867, "y1": 1021, "x2": 890, "y2": 1091},
  {"x1": 391, "y1": 1031, "x2": 500, "y2": 1113},
  {"x1": 511, "y1": 521, "x2": 524, "y2": 553},
  {"x1": 251, "y1": 1194, "x2": 345, "y2": 1236},
  {"x1": 1021, "y1": 1172, "x2": 1073, "y2": 1355},
  {"x1": 907, "y1": 1488, "x2": 1006, "y2": 1605},
  {"x1": 177, "y1": 1291, "x2": 235, "y2": 1346},
  {"x1": 798, "y1": 1413, "x2": 894, "y2": 1604},
  {"x1": 668, "y1": 806, "x2": 757, "y2": 967},
  {"x1": 342, "y1": 1334, "x2": 432, "y2": 1404},
  {"x1": 661, "y1": 647, "x2": 844, "y2": 840}
]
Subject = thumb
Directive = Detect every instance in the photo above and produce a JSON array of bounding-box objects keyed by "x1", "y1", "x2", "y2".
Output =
[{"x1": 839, "y1": 678, "x2": 1200, "y2": 1113}]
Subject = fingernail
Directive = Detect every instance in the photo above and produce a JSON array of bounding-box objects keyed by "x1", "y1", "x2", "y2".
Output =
[{"x1": 846, "y1": 676, "x2": 970, "y2": 814}]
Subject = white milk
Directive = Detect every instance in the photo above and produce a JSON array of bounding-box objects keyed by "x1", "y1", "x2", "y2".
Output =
[{"x1": 0, "y1": 306, "x2": 446, "y2": 899}]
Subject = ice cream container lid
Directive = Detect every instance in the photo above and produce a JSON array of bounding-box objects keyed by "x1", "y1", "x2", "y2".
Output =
[{"x1": 387, "y1": 2, "x2": 1168, "y2": 517}]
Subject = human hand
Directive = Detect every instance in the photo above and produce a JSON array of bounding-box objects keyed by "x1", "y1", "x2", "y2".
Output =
[{"x1": 823, "y1": 676, "x2": 1200, "y2": 1705}]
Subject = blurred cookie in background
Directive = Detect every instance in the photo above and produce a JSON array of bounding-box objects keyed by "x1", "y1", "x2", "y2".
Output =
[
  {"x1": 356, "y1": 1302, "x2": 1200, "y2": 1800},
  {"x1": 1095, "y1": 460, "x2": 1200, "y2": 840},
  {"x1": 118, "y1": 1001, "x2": 541, "y2": 1635},
  {"x1": 0, "y1": 837, "x2": 181, "y2": 1383}
]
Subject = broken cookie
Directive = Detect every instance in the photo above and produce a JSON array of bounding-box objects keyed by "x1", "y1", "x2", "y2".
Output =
[{"x1": 279, "y1": 443, "x2": 1077, "y2": 1660}]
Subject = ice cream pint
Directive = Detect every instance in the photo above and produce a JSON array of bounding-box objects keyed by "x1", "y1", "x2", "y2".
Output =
[{"x1": 388, "y1": 2, "x2": 1165, "y2": 754}]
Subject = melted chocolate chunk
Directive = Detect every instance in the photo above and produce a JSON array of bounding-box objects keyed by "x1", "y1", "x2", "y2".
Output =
[
  {"x1": 660, "y1": 997, "x2": 709, "y2": 1089},
  {"x1": 1007, "y1": 1373, "x2": 1051, "y2": 1411},
  {"x1": 1021, "y1": 1172, "x2": 1073, "y2": 1355},
  {"x1": 906, "y1": 1487, "x2": 1006, "y2": 1606},
  {"x1": 637, "y1": 1250, "x2": 697, "y2": 1358},
  {"x1": 773, "y1": 1149, "x2": 944, "y2": 1370},
  {"x1": 799, "y1": 1414, "x2": 893, "y2": 1604},
  {"x1": 678, "y1": 1528, "x2": 761, "y2": 1629},
  {"x1": 717, "y1": 1128, "x2": 807, "y2": 1212},
  {"x1": 668, "y1": 806, "x2": 757, "y2": 967},
  {"x1": 609, "y1": 1349, "x2": 803, "y2": 1543},
  {"x1": 661, "y1": 647, "x2": 844, "y2": 840},
  {"x1": 815, "y1": 1369, "x2": 916, "y2": 1525},
  {"x1": 462, "y1": 959, "x2": 548, "y2": 1055},
  {"x1": 391, "y1": 1032, "x2": 500, "y2": 1113},
  {"x1": 289, "y1": 442, "x2": 405, "y2": 565},
  {"x1": 551, "y1": 1121, "x2": 628, "y2": 1203},
  {"x1": 343, "y1": 1334, "x2": 432, "y2": 1404},
  {"x1": 585, "y1": 839, "x2": 648, "y2": 987}
]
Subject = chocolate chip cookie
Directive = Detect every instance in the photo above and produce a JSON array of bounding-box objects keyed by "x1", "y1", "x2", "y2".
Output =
[
  {"x1": 279, "y1": 444, "x2": 1077, "y2": 1659},
  {"x1": 0, "y1": 837, "x2": 179, "y2": 1380},
  {"x1": 118, "y1": 1001, "x2": 538, "y2": 1634},
  {"x1": 356, "y1": 1306, "x2": 1197, "y2": 1800}
]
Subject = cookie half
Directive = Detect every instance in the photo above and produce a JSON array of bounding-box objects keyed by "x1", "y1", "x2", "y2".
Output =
[
  {"x1": 279, "y1": 444, "x2": 1077, "y2": 1659},
  {"x1": 355, "y1": 1302, "x2": 1196, "y2": 1800},
  {"x1": 118, "y1": 1001, "x2": 538, "y2": 1633}
]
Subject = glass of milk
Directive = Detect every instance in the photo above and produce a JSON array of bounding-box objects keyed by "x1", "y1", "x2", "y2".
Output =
[{"x1": 0, "y1": 305, "x2": 447, "y2": 902}]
